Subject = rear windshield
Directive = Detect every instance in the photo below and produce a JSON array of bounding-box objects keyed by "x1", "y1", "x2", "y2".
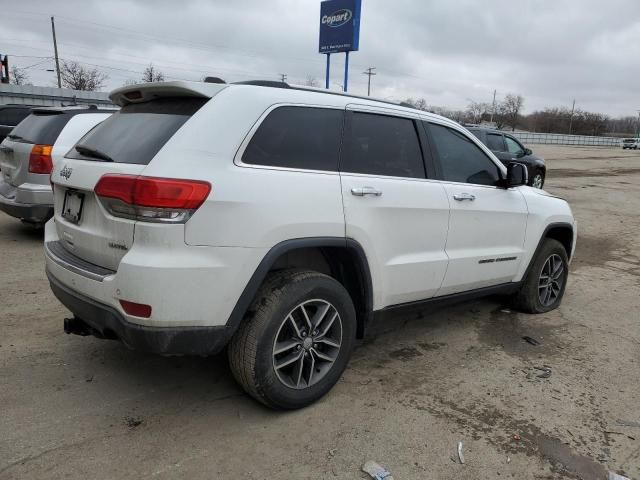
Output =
[
  {"x1": 624, "y1": 139, "x2": 635, "y2": 143},
  {"x1": 67, "y1": 97, "x2": 207, "y2": 165},
  {"x1": 9, "y1": 112, "x2": 69, "y2": 145}
]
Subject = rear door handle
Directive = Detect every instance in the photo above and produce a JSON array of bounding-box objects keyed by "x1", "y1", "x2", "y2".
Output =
[
  {"x1": 351, "y1": 187, "x2": 382, "y2": 197},
  {"x1": 453, "y1": 193, "x2": 476, "y2": 201}
]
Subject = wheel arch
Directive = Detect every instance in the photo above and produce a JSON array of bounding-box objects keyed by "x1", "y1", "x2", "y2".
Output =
[
  {"x1": 523, "y1": 222, "x2": 574, "y2": 280},
  {"x1": 227, "y1": 237, "x2": 374, "y2": 339}
]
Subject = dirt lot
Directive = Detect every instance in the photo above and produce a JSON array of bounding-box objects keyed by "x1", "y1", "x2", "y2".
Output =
[{"x1": 1, "y1": 145, "x2": 639, "y2": 480}]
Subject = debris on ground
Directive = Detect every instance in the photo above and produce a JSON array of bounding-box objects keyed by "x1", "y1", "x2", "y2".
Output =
[
  {"x1": 506, "y1": 456, "x2": 511, "y2": 464},
  {"x1": 457, "y1": 442, "x2": 465, "y2": 464},
  {"x1": 608, "y1": 471, "x2": 630, "y2": 480},
  {"x1": 327, "y1": 448, "x2": 337, "y2": 458},
  {"x1": 362, "y1": 461, "x2": 394, "y2": 480},
  {"x1": 85, "y1": 374, "x2": 94, "y2": 383},
  {"x1": 125, "y1": 416, "x2": 143, "y2": 428},
  {"x1": 522, "y1": 336, "x2": 541, "y2": 346},
  {"x1": 534, "y1": 366, "x2": 552, "y2": 379},
  {"x1": 616, "y1": 419, "x2": 640, "y2": 428},
  {"x1": 513, "y1": 434, "x2": 521, "y2": 441}
]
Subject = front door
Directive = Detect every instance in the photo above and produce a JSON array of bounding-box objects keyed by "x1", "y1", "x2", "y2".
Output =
[{"x1": 425, "y1": 122, "x2": 528, "y2": 296}]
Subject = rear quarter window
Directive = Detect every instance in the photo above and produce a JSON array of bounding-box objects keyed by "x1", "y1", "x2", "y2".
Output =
[
  {"x1": 242, "y1": 106, "x2": 344, "y2": 171},
  {"x1": 67, "y1": 97, "x2": 207, "y2": 165}
]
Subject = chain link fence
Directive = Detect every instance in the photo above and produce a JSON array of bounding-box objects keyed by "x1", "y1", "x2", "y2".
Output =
[{"x1": 511, "y1": 132, "x2": 622, "y2": 147}]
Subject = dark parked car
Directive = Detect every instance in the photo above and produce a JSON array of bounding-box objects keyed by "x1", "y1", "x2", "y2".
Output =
[
  {"x1": 467, "y1": 127, "x2": 546, "y2": 188},
  {"x1": 0, "y1": 105, "x2": 35, "y2": 143}
]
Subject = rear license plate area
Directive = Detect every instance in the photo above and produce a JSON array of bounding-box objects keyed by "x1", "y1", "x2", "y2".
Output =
[{"x1": 62, "y1": 190, "x2": 85, "y2": 224}]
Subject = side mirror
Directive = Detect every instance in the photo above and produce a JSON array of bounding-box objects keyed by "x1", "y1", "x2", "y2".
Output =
[
  {"x1": 506, "y1": 162, "x2": 528, "y2": 188},
  {"x1": 524, "y1": 148, "x2": 532, "y2": 156}
]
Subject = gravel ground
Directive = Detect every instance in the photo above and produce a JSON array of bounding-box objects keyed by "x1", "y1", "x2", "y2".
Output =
[{"x1": 1, "y1": 145, "x2": 639, "y2": 480}]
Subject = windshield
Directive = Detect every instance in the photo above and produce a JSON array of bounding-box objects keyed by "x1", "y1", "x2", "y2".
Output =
[{"x1": 66, "y1": 97, "x2": 207, "y2": 165}]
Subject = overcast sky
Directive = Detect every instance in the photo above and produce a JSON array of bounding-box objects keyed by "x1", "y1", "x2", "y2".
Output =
[{"x1": 2, "y1": 0, "x2": 639, "y2": 117}]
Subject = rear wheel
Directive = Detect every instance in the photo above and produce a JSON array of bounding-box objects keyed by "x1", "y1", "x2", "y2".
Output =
[
  {"x1": 512, "y1": 238, "x2": 568, "y2": 313},
  {"x1": 228, "y1": 269, "x2": 356, "y2": 409}
]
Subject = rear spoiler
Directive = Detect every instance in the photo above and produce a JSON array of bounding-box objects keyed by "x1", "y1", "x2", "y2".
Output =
[{"x1": 109, "y1": 81, "x2": 228, "y2": 107}]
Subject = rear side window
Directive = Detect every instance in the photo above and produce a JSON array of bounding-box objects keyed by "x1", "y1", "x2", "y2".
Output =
[
  {"x1": 342, "y1": 112, "x2": 425, "y2": 178},
  {"x1": 9, "y1": 112, "x2": 69, "y2": 144},
  {"x1": 486, "y1": 133, "x2": 506, "y2": 151},
  {"x1": 428, "y1": 123, "x2": 500, "y2": 186},
  {"x1": 242, "y1": 106, "x2": 344, "y2": 171},
  {"x1": 67, "y1": 98, "x2": 207, "y2": 165}
]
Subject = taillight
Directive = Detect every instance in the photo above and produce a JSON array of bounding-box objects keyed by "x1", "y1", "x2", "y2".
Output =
[
  {"x1": 94, "y1": 174, "x2": 211, "y2": 223},
  {"x1": 29, "y1": 144, "x2": 53, "y2": 174}
]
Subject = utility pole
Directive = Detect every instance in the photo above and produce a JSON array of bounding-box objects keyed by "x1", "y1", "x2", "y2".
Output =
[
  {"x1": 362, "y1": 66, "x2": 376, "y2": 96},
  {"x1": 279, "y1": 73, "x2": 287, "y2": 83},
  {"x1": 636, "y1": 110, "x2": 640, "y2": 139},
  {"x1": 568, "y1": 99, "x2": 576, "y2": 134},
  {"x1": 489, "y1": 89, "x2": 497, "y2": 124},
  {"x1": 51, "y1": 16, "x2": 62, "y2": 88}
]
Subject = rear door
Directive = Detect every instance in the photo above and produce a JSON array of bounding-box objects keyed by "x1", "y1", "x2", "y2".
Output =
[
  {"x1": 339, "y1": 107, "x2": 450, "y2": 308},
  {"x1": 51, "y1": 97, "x2": 207, "y2": 271},
  {"x1": 426, "y1": 122, "x2": 528, "y2": 296}
]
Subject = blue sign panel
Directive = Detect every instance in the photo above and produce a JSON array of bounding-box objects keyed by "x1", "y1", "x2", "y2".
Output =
[{"x1": 318, "y1": 0, "x2": 361, "y2": 54}]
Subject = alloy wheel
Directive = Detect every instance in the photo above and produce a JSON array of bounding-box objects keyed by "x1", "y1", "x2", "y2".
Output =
[
  {"x1": 538, "y1": 254, "x2": 564, "y2": 307},
  {"x1": 272, "y1": 299, "x2": 343, "y2": 389},
  {"x1": 532, "y1": 173, "x2": 544, "y2": 189}
]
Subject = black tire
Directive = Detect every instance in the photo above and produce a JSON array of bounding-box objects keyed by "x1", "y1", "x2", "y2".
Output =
[
  {"x1": 512, "y1": 238, "x2": 569, "y2": 314},
  {"x1": 228, "y1": 269, "x2": 356, "y2": 409}
]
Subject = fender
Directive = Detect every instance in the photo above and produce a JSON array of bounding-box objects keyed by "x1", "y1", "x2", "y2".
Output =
[{"x1": 226, "y1": 237, "x2": 374, "y2": 337}]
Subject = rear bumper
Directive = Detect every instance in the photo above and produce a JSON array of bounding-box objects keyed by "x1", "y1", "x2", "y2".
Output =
[
  {"x1": 0, "y1": 179, "x2": 53, "y2": 222},
  {"x1": 47, "y1": 269, "x2": 234, "y2": 355}
]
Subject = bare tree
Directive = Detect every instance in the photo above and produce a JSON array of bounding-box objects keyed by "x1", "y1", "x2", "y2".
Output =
[
  {"x1": 500, "y1": 93, "x2": 525, "y2": 131},
  {"x1": 466, "y1": 101, "x2": 490, "y2": 124},
  {"x1": 142, "y1": 64, "x2": 165, "y2": 83},
  {"x1": 60, "y1": 60, "x2": 108, "y2": 91},
  {"x1": 10, "y1": 65, "x2": 29, "y2": 85},
  {"x1": 304, "y1": 75, "x2": 319, "y2": 87}
]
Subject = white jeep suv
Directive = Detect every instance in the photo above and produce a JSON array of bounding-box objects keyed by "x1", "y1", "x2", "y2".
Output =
[{"x1": 45, "y1": 80, "x2": 576, "y2": 409}]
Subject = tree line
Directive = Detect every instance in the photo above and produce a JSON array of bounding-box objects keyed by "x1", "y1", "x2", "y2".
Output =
[{"x1": 404, "y1": 94, "x2": 637, "y2": 137}]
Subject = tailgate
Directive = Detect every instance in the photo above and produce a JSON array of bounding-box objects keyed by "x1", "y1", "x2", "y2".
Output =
[
  {"x1": 0, "y1": 139, "x2": 33, "y2": 187},
  {"x1": 52, "y1": 159, "x2": 145, "y2": 271}
]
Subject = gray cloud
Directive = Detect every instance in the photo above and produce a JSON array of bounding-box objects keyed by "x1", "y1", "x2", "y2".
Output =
[{"x1": 2, "y1": 0, "x2": 639, "y2": 116}]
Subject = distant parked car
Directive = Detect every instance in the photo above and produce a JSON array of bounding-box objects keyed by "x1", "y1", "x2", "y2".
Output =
[
  {"x1": 0, "y1": 106, "x2": 114, "y2": 226},
  {"x1": 0, "y1": 105, "x2": 36, "y2": 143},
  {"x1": 467, "y1": 127, "x2": 546, "y2": 189},
  {"x1": 622, "y1": 138, "x2": 639, "y2": 150}
]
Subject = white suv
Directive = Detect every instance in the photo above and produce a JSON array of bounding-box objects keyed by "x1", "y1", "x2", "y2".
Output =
[{"x1": 45, "y1": 80, "x2": 576, "y2": 409}]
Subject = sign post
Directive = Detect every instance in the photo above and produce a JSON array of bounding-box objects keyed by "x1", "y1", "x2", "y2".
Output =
[{"x1": 319, "y1": 0, "x2": 361, "y2": 92}]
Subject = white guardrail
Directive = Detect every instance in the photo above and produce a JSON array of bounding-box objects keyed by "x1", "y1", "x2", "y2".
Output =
[{"x1": 511, "y1": 132, "x2": 623, "y2": 147}]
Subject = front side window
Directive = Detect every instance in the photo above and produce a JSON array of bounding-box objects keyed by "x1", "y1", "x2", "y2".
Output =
[
  {"x1": 242, "y1": 106, "x2": 344, "y2": 171},
  {"x1": 505, "y1": 136, "x2": 525, "y2": 156},
  {"x1": 486, "y1": 133, "x2": 506, "y2": 151},
  {"x1": 428, "y1": 123, "x2": 501, "y2": 186},
  {"x1": 342, "y1": 112, "x2": 425, "y2": 178}
]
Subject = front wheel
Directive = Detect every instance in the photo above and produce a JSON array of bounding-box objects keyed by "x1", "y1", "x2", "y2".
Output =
[
  {"x1": 530, "y1": 171, "x2": 545, "y2": 189},
  {"x1": 228, "y1": 269, "x2": 356, "y2": 409},
  {"x1": 512, "y1": 238, "x2": 569, "y2": 313}
]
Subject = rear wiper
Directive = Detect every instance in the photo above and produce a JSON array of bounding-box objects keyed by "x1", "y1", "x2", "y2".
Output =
[{"x1": 74, "y1": 144, "x2": 113, "y2": 162}]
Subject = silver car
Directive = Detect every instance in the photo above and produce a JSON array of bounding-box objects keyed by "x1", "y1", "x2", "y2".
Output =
[{"x1": 0, "y1": 106, "x2": 113, "y2": 225}]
